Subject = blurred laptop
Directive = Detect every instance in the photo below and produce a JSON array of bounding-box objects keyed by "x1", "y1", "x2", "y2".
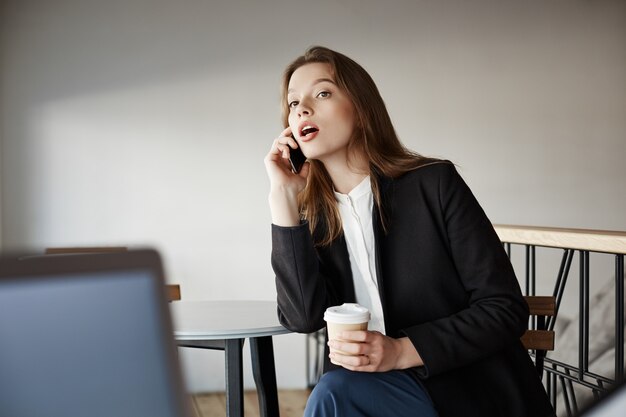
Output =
[
  {"x1": 577, "y1": 378, "x2": 626, "y2": 417},
  {"x1": 0, "y1": 249, "x2": 191, "y2": 417}
]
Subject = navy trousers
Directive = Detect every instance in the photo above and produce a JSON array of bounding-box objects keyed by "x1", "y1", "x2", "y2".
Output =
[{"x1": 304, "y1": 368, "x2": 439, "y2": 417}]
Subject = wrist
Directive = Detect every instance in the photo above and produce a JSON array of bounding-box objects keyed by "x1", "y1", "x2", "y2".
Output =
[
  {"x1": 268, "y1": 187, "x2": 301, "y2": 227},
  {"x1": 395, "y1": 337, "x2": 423, "y2": 370},
  {"x1": 269, "y1": 185, "x2": 298, "y2": 200}
]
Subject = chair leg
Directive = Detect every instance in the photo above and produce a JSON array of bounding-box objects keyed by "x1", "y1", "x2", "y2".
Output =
[{"x1": 535, "y1": 349, "x2": 546, "y2": 379}]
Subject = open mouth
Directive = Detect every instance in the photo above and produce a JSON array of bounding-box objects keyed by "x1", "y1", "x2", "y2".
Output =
[{"x1": 300, "y1": 125, "x2": 319, "y2": 138}]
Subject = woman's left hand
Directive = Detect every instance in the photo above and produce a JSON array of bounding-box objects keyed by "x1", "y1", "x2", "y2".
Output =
[{"x1": 328, "y1": 331, "x2": 423, "y2": 372}]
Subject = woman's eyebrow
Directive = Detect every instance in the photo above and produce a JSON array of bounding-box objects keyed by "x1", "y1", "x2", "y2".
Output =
[
  {"x1": 312, "y1": 78, "x2": 335, "y2": 86},
  {"x1": 288, "y1": 78, "x2": 336, "y2": 93}
]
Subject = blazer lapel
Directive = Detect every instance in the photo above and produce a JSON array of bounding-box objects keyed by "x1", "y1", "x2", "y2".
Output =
[
  {"x1": 317, "y1": 174, "x2": 394, "y2": 310},
  {"x1": 314, "y1": 218, "x2": 357, "y2": 304},
  {"x1": 372, "y1": 174, "x2": 393, "y2": 321}
]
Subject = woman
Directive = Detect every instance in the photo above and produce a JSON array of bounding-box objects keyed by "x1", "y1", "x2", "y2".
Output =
[{"x1": 264, "y1": 46, "x2": 555, "y2": 417}]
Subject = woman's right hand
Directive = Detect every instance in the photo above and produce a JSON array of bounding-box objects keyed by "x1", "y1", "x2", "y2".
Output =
[
  {"x1": 264, "y1": 127, "x2": 310, "y2": 226},
  {"x1": 264, "y1": 126, "x2": 310, "y2": 194}
]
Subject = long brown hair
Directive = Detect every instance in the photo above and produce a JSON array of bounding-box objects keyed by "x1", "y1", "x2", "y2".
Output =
[{"x1": 281, "y1": 46, "x2": 443, "y2": 246}]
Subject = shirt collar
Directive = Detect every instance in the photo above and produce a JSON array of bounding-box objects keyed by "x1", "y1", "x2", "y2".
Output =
[{"x1": 334, "y1": 176, "x2": 371, "y2": 204}]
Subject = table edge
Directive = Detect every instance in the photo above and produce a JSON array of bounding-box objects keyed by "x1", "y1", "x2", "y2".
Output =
[{"x1": 174, "y1": 327, "x2": 291, "y2": 340}]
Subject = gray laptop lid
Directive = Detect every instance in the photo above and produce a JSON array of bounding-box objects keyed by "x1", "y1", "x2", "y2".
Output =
[
  {"x1": 577, "y1": 379, "x2": 626, "y2": 417},
  {"x1": 0, "y1": 249, "x2": 191, "y2": 417}
]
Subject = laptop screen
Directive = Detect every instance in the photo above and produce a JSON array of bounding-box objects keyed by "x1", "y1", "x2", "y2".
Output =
[
  {"x1": 578, "y1": 379, "x2": 626, "y2": 417},
  {"x1": 0, "y1": 250, "x2": 190, "y2": 417}
]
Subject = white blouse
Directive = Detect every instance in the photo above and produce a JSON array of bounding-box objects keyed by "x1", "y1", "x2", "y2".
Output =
[{"x1": 334, "y1": 176, "x2": 386, "y2": 334}]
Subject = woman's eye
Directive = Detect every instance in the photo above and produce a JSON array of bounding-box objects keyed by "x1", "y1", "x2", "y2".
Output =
[
  {"x1": 288, "y1": 101, "x2": 299, "y2": 108},
  {"x1": 317, "y1": 91, "x2": 330, "y2": 98}
]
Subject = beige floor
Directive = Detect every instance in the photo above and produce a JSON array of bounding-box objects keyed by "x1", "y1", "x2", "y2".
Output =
[{"x1": 191, "y1": 389, "x2": 310, "y2": 417}]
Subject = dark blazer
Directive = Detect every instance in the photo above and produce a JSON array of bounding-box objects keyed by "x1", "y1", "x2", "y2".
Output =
[{"x1": 271, "y1": 162, "x2": 555, "y2": 417}]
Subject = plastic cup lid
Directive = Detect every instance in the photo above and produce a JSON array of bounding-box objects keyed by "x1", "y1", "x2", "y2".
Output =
[{"x1": 323, "y1": 303, "x2": 370, "y2": 324}]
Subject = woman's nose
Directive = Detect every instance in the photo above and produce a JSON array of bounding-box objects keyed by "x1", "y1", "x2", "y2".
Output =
[{"x1": 296, "y1": 100, "x2": 312, "y2": 117}]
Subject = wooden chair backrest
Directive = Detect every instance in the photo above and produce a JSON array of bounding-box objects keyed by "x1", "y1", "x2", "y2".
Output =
[
  {"x1": 44, "y1": 247, "x2": 181, "y2": 302},
  {"x1": 521, "y1": 295, "x2": 556, "y2": 351}
]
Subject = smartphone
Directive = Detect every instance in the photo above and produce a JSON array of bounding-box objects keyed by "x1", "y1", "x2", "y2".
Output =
[{"x1": 288, "y1": 136, "x2": 306, "y2": 174}]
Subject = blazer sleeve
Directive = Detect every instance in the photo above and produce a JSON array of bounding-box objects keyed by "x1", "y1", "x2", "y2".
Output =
[
  {"x1": 402, "y1": 164, "x2": 529, "y2": 378},
  {"x1": 271, "y1": 222, "x2": 336, "y2": 333}
]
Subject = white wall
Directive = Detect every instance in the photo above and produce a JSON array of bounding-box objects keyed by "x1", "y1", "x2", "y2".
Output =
[{"x1": 1, "y1": 0, "x2": 625, "y2": 392}]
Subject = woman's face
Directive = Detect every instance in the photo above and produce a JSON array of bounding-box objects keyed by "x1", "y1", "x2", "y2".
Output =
[{"x1": 286, "y1": 63, "x2": 356, "y2": 164}]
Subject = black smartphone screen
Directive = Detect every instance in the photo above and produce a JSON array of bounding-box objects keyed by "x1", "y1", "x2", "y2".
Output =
[{"x1": 288, "y1": 138, "x2": 306, "y2": 174}]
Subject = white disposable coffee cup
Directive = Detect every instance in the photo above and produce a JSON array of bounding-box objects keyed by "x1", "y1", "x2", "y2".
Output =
[{"x1": 324, "y1": 303, "x2": 370, "y2": 354}]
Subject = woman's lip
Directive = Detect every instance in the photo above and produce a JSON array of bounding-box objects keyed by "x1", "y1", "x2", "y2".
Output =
[
  {"x1": 298, "y1": 121, "x2": 320, "y2": 136},
  {"x1": 299, "y1": 130, "x2": 318, "y2": 142}
]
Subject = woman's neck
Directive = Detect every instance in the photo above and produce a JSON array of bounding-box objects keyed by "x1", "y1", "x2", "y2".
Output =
[{"x1": 321, "y1": 151, "x2": 370, "y2": 194}]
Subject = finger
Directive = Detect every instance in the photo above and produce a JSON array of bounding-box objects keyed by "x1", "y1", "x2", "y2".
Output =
[
  {"x1": 329, "y1": 352, "x2": 370, "y2": 368},
  {"x1": 328, "y1": 340, "x2": 366, "y2": 356},
  {"x1": 280, "y1": 126, "x2": 292, "y2": 139},
  {"x1": 266, "y1": 142, "x2": 293, "y2": 169},
  {"x1": 288, "y1": 136, "x2": 299, "y2": 149},
  {"x1": 273, "y1": 136, "x2": 299, "y2": 157},
  {"x1": 341, "y1": 361, "x2": 377, "y2": 373},
  {"x1": 272, "y1": 141, "x2": 291, "y2": 158},
  {"x1": 279, "y1": 126, "x2": 298, "y2": 148},
  {"x1": 281, "y1": 133, "x2": 299, "y2": 150},
  {"x1": 271, "y1": 139, "x2": 288, "y2": 155},
  {"x1": 338, "y1": 330, "x2": 372, "y2": 342},
  {"x1": 278, "y1": 127, "x2": 302, "y2": 150}
]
